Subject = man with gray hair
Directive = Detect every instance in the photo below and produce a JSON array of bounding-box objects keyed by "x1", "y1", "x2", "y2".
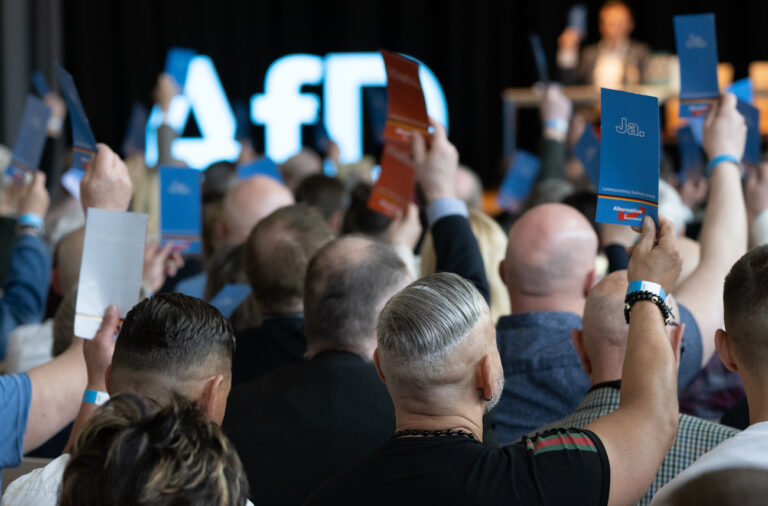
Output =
[
  {"x1": 224, "y1": 120, "x2": 490, "y2": 506},
  {"x1": 308, "y1": 216, "x2": 686, "y2": 506}
]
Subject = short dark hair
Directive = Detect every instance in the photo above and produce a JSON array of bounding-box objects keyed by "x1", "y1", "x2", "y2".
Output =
[
  {"x1": 295, "y1": 174, "x2": 349, "y2": 221},
  {"x1": 341, "y1": 183, "x2": 392, "y2": 240},
  {"x1": 243, "y1": 204, "x2": 334, "y2": 313},
  {"x1": 723, "y1": 246, "x2": 768, "y2": 371},
  {"x1": 202, "y1": 161, "x2": 238, "y2": 205},
  {"x1": 60, "y1": 393, "x2": 249, "y2": 506},
  {"x1": 112, "y1": 293, "x2": 235, "y2": 378},
  {"x1": 304, "y1": 237, "x2": 409, "y2": 352}
]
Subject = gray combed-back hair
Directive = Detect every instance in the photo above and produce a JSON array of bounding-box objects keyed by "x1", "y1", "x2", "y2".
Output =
[{"x1": 377, "y1": 272, "x2": 488, "y2": 365}]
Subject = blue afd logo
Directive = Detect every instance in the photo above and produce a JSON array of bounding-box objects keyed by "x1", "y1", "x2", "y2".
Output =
[{"x1": 145, "y1": 52, "x2": 449, "y2": 169}]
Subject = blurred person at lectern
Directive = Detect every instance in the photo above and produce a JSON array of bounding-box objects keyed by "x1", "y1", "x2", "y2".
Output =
[{"x1": 557, "y1": 0, "x2": 650, "y2": 88}]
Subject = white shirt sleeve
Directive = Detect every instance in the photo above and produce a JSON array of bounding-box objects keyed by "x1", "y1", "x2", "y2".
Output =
[{"x1": 2, "y1": 454, "x2": 69, "y2": 506}]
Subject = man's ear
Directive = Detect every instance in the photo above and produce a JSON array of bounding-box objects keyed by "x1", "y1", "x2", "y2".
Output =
[
  {"x1": 199, "y1": 374, "x2": 226, "y2": 420},
  {"x1": 475, "y1": 355, "x2": 494, "y2": 402},
  {"x1": 583, "y1": 269, "x2": 597, "y2": 298},
  {"x1": 571, "y1": 329, "x2": 591, "y2": 375},
  {"x1": 498, "y1": 260, "x2": 506, "y2": 286},
  {"x1": 373, "y1": 348, "x2": 386, "y2": 384},
  {"x1": 715, "y1": 329, "x2": 739, "y2": 372},
  {"x1": 105, "y1": 364, "x2": 112, "y2": 395}
]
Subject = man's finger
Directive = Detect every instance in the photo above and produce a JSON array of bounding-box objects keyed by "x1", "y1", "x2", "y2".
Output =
[
  {"x1": 428, "y1": 117, "x2": 447, "y2": 144},
  {"x1": 95, "y1": 304, "x2": 121, "y2": 340},
  {"x1": 656, "y1": 216, "x2": 677, "y2": 249},
  {"x1": 410, "y1": 132, "x2": 427, "y2": 166},
  {"x1": 720, "y1": 93, "x2": 737, "y2": 116},
  {"x1": 633, "y1": 215, "x2": 656, "y2": 254}
]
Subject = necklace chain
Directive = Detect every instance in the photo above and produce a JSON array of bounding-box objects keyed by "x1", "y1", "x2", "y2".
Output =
[{"x1": 390, "y1": 429, "x2": 476, "y2": 441}]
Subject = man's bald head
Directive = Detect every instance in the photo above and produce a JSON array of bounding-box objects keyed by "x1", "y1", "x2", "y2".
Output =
[
  {"x1": 503, "y1": 203, "x2": 598, "y2": 307},
  {"x1": 303, "y1": 236, "x2": 412, "y2": 359},
  {"x1": 54, "y1": 226, "x2": 85, "y2": 296},
  {"x1": 219, "y1": 175, "x2": 294, "y2": 246},
  {"x1": 578, "y1": 270, "x2": 681, "y2": 383}
]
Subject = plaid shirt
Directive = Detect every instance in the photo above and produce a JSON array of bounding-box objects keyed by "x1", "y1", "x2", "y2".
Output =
[{"x1": 534, "y1": 383, "x2": 739, "y2": 505}]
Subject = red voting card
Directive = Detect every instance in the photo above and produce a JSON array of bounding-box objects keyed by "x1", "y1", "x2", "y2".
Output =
[
  {"x1": 368, "y1": 142, "x2": 415, "y2": 217},
  {"x1": 381, "y1": 50, "x2": 429, "y2": 143}
]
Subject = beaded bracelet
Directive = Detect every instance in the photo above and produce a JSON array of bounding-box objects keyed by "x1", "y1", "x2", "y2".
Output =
[{"x1": 624, "y1": 290, "x2": 674, "y2": 325}]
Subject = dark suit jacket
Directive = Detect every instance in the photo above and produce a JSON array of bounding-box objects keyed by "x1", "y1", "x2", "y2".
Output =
[
  {"x1": 232, "y1": 316, "x2": 306, "y2": 387},
  {"x1": 223, "y1": 351, "x2": 396, "y2": 506},
  {"x1": 559, "y1": 39, "x2": 651, "y2": 86}
]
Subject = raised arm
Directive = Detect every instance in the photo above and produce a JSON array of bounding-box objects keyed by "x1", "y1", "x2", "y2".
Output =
[
  {"x1": 674, "y1": 93, "x2": 748, "y2": 368},
  {"x1": 585, "y1": 216, "x2": 683, "y2": 506},
  {"x1": 0, "y1": 173, "x2": 51, "y2": 357},
  {"x1": 412, "y1": 120, "x2": 490, "y2": 302}
]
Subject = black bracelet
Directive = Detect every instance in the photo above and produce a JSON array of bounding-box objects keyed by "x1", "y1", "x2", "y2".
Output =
[{"x1": 624, "y1": 290, "x2": 674, "y2": 325}]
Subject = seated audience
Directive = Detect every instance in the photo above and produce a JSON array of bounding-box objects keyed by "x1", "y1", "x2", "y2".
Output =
[
  {"x1": 495, "y1": 93, "x2": 748, "y2": 443},
  {"x1": 535, "y1": 270, "x2": 738, "y2": 504},
  {"x1": 231, "y1": 204, "x2": 334, "y2": 386},
  {"x1": 307, "y1": 215, "x2": 683, "y2": 505},
  {"x1": 59, "y1": 393, "x2": 250, "y2": 506},
  {"x1": 651, "y1": 245, "x2": 768, "y2": 503},
  {"x1": 224, "y1": 121, "x2": 490, "y2": 505},
  {"x1": 3, "y1": 293, "x2": 236, "y2": 504}
]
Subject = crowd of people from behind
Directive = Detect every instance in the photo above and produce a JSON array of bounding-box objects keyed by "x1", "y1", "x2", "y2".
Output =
[{"x1": 1, "y1": 1, "x2": 768, "y2": 504}]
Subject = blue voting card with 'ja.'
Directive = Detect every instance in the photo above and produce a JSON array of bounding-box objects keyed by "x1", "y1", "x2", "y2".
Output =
[
  {"x1": 596, "y1": 88, "x2": 659, "y2": 226},
  {"x1": 159, "y1": 166, "x2": 202, "y2": 255},
  {"x1": 497, "y1": 150, "x2": 540, "y2": 213},
  {"x1": 737, "y1": 100, "x2": 761, "y2": 166},
  {"x1": 573, "y1": 125, "x2": 600, "y2": 188},
  {"x1": 5, "y1": 95, "x2": 51, "y2": 185},
  {"x1": 209, "y1": 284, "x2": 252, "y2": 318},
  {"x1": 165, "y1": 47, "x2": 196, "y2": 89},
  {"x1": 55, "y1": 64, "x2": 97, "y2": 172},
  {"x1": 238, "y1": 157, "x2": 283, "y2": 183},
  {"x1": 121, "y1": 102, "x2": 148, "y2": 158},
  {"x1": 674, "y1": 13, "x2": 720, "y2": 118}
]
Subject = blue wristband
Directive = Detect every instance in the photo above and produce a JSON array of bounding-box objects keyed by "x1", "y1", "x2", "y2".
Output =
[
  {"x1": 544, "y1": 118, "x2": 569, "y2": 133},
  {"x1": 627, "y1": 280, "x2": 666, "y2": 301},
  {"x1": 18, "y1": 213, "x2": 44, "y2": 228},
  {"x1": 83, "y1": 390, "x2": 110, "y2": 406},
  {"x1": 706, "y1": 154, "x2": 740, "y2": 177}
]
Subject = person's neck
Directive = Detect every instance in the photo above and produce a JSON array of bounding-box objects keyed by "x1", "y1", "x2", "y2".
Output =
[
  {"x1": 508, "y1": 293, "x2": 585, "y2": 317},
  {"x1": 587, "y1": 356, "x2": 625, "y2": 387},
  {"x1": 741, "y1": 373, "x2": 768, "y2": 425},
  {"x1": 393, "y1": 405, "x2": 484, "y2": 442}
]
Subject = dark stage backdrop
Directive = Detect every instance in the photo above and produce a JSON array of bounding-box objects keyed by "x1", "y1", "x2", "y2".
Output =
[{"x1": 61, "y1": 0, "x2": 768, "y2": 186}]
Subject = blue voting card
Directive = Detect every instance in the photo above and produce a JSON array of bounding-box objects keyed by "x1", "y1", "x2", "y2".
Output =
[
  {"x1": 674, "y1": 14, "x2": 720, "y2": 118},
  {"x1": 567, "y1": 4, "x2": 588, "y2": 38},
  {"x1": 209, "y1": 284, "x2": 251, "y2": 318},
  {"x1": 165, "y1": 47, "x2": 196, "y2": 89},
  {"x1": 596, "y1": 88, "x2": 660, "y2": 226},
  {"x1": 728, "y1": 78, "x2": 753, "y2": 104},
  {"x1": 5, "y1": 95, "x2": 51, "y2": 185},
  {"x1": 497, "y1": 150, "x2": 540, "y2": 213},
  {"x1": 529, "y1": 33, "x2": 549, "y2": 84},
  {"x1": 573, "y1": 125, "x2": 600, "y2": 188},
  {"x1": 55, "y1": 64, "x2": 97, "y2": 172},
  {"x1": 159, "y1": 166, "x2": 202, "y2": 255},
  {"x1": 237, "y1": 157, "x2": 283, "y2": 183},
  {"x1": 737, "y1": 100, "x2": 760, "y2": 166},
  {"x1": 61, "y1": 168, "x2": 85, "y2": 201},
  {"x1": 30, "y1": 71, "x2": 50, "y2": 97},
  {"x1": 364, "y1": 87, "x2": 388, "y2": 146},
  {"x1": 121, "y1": 102, "x2": 148, "y2": 157},
  {"x1": 677, "y1": 124, "x2": 705, "y2": 180}
]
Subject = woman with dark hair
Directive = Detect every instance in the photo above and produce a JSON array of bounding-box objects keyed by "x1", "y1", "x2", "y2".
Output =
[{"x1": 59, "y1": 393, "x2": 251, "y2": 506}]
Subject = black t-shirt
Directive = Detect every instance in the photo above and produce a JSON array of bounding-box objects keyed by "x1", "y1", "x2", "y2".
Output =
[{"x1": 304, "y1": 428, "x2": 610, "y2": 506}]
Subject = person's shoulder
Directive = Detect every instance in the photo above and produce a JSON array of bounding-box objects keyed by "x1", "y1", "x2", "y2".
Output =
[
  {"x1": 2, "y1": 454, "x2": 70, "y2": 506},
  {"x1": 678, "y1": 413, "x2": 740, "y2": 438}
]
